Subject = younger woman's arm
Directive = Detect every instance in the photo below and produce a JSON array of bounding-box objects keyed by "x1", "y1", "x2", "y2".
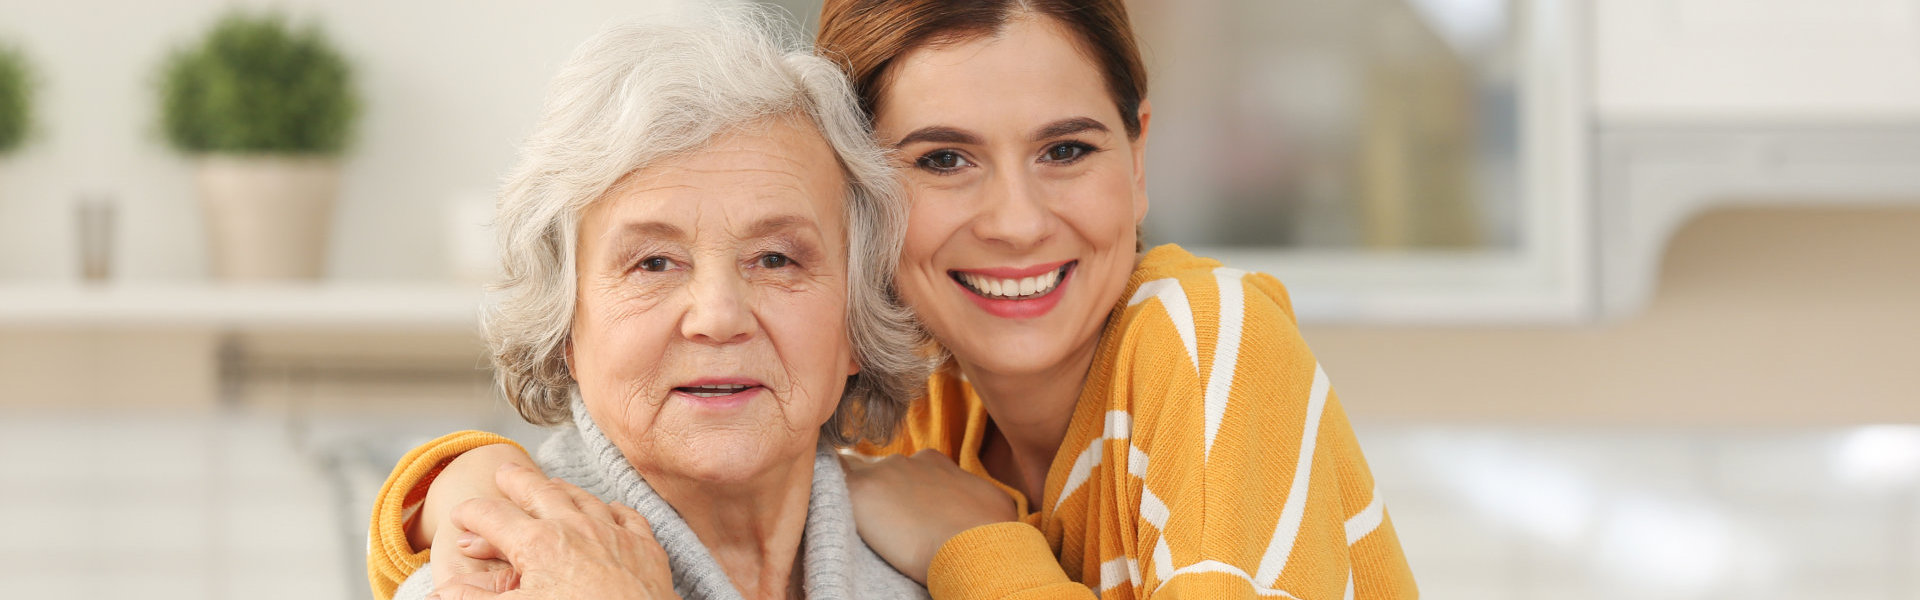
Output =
[{"x1": 366, "y1": 431, "x2": 533, "y2": 600}]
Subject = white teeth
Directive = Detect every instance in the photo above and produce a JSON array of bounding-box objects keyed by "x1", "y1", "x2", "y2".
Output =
[
  {"x1": 957, "y1": 265, "x2": 1068, "y2": 300},
  {"x1": 681, "y1": 384, "x2": 750, "y2": 398}
]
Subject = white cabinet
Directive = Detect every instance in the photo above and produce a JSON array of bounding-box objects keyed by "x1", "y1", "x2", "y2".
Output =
[
  {"x1": 1596, "y1": 0, "x2": 1920, "y2": 121},
  {"x1": 1593, "y1": 0, "x2": 1920, "y2": 317}
]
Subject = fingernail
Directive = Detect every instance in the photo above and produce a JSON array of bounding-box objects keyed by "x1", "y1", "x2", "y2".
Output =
[{"x1": 457, "y1": 532, "x2": 478, "y2": 548}]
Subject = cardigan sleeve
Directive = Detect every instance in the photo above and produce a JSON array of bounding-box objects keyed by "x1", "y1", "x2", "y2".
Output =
[
  {"x1": 929, "y1": 523, "x2": 1096, "y2": 600},
  {"x1": 366, "y1": 430, "x2": 524, "y2": 600}
]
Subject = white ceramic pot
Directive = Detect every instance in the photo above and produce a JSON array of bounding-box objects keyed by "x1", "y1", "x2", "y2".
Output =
[{"x1": 196, "y1": 155, "x2": 341, "y2": 280}]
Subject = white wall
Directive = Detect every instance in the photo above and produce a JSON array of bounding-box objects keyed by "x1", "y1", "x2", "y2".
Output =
[{"x1": 0, "y1": 0, "x2": 715, "y2": 282}]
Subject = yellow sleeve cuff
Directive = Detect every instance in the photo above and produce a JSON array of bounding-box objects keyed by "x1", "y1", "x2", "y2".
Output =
[
  {"x1": 366, "y1": 430, "x2": 523, "y2": 600},
  {"x1": 929, "y1": 521, "x2": 1095, "y2": 600}
]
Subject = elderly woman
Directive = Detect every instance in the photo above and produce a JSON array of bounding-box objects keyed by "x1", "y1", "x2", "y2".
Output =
[{"x1": 365, "y1": 10, "x2": 931, "y2": 600}]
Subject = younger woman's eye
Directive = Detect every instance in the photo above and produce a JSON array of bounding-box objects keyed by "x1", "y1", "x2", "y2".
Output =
[
  {"x1": 1042, "y1": 141, "x2": 1096, "y2": 163},
  {"x1": 637, "y1": 256, "x2": 674, "y2": 272},
  {"x1": 916, "y1": 150, "x2": 972, "y2": 173},
  {"x1": 756, "y1": 253, "x2": 793, "y2": 269}
]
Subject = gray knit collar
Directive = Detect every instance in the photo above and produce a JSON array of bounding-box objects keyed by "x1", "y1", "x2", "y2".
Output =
[{"x1": 559, "y1": 394, "x2": 867, "y2": 600}]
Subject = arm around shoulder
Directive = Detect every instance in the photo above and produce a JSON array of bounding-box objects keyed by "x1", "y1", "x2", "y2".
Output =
[
  {"x1": 367, "y1": 431, "x2": 527, "y2": 600},
  {"x1": 929, "y1": 522, "x2": 1095, "y2": 600}
]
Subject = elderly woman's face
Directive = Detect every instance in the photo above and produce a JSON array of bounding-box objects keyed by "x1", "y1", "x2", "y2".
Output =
[{"x1": 568, "y1": 116, "x2": 856, "y2": 485}]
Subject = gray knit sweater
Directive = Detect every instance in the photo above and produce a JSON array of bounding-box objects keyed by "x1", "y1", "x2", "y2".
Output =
[{"x1": 395, "y1": 397, "x2": 929, "y2": 600}]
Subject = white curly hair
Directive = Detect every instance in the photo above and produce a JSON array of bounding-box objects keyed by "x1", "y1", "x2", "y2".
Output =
[{"x1": 484, "y1": 6, "x2": 928, "y2": 446}]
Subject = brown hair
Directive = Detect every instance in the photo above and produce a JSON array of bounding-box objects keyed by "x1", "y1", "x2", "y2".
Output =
[{"x1": 817, "y1": 0, "x2": 1149, "y2": 139}]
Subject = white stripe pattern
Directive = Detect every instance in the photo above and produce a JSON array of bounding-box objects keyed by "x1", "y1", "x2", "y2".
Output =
[
  {"x1": 1139, "y1": 486, "x2": 1170, "y2": 530},
  {"x1": 1105, "y1": 410, "x2": 1133, "y2": 441},
  {"x1": 1098, "y1": 557, "x2": 1142, "y2": 594},
  {"x1": 1127, "y1": 279, "x2": 1200, "y2": 372},
  {"x1": 1345, "y1": 485, "x2": 1385, "y2": 545},
  {"x1": 1154, "y1": 560, "x2": 1304, "y2": 599},
  {"x1": 1142, "y1": 486, "x2": 1175, "y2": 579},
  {"x1": 1152, "y1": 538, "x2": 1176, "y2": 587},
  {"x1": 1202, "y1": 268, "x2": 1248, "y2": 458},
  {"x1": 1253, "y1": 363, "x2": 1332, "y2": 588},
  {"x1": 1054, "y1": 411, "x2": 1135, "y2": 512},
  {"x1": 1055, "y1": 440, "x2": 1104, "y2": 513}
]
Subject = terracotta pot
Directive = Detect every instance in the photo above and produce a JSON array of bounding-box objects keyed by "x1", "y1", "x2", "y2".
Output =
[{"x1": 196, "y1": 155, "x2": 340, "y2": 280}]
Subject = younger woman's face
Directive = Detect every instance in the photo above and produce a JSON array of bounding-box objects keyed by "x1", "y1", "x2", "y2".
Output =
[{"x1": 872, "y1": 15, "x2": 1149, "y2": 382}]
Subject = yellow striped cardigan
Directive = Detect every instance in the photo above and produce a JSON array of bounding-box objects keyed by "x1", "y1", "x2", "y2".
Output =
[{"x1": 873, "y1": 245, "x2": 1417, "y2": 599}]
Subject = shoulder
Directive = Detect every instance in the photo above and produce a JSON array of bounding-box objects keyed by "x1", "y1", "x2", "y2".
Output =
[
  {"x1": 1111, "y1": 245, "x2": 1304, "y2": 373},
  {"x1": 853, "y1": 541, "x2": 935, "y2": 599}
]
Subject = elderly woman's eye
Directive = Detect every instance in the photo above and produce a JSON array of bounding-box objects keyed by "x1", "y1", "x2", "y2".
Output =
[
  {"x1": 637, "y1": 256, "x2": 673, "y2": 272},
  {"x1": 917, "y1": 150, "x2": 971, "y2": 173},
  {"x1": 756, "y1": 253, "x2": 793, "y2": 269}
]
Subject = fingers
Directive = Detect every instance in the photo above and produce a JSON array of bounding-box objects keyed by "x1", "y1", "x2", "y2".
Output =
[
  {"x1": 494, "y1": 463, "x2": 583, "y2": 521},
  {"x1": 608, "y1": 501, "x2": 656, "y2": 540},
  {"x1": 551, "y1": 477, "x2": 617, "y2": 524},
  {"x1": 431, "y1": 582, "x2": 509, "y2": 600},
  {"x1": 455, "y1": 531, "x2": 504, "y2": 561},
  {"x1": 448, "y1": 497, "x2": 537, "y2": 560},
  {"x1": 439, "y1": 563, "x2": 520, "y2": 594}
]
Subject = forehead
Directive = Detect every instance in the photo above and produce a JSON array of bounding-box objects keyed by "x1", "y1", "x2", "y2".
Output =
[
  {"x1": 597, "y1": 116, "x2": 847, "y2": 227},
  {"x1": 880, "y1": 17, "x2": 1115, "y2": 128}
]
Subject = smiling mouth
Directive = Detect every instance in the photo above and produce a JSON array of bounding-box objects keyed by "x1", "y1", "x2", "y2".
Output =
[
  {"x1": 949, "y1": 262, "x2": 1075, "y2": 301},
  {"x1": 673, "y1": 384, "x2": 760, "y2": 398}
]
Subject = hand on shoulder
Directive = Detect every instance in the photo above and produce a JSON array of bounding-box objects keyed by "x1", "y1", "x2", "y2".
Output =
[{"x1": 841, "y1": 450, "x2": 1018, "y2": 583}]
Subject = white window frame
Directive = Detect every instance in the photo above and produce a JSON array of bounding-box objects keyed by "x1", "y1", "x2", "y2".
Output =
[{"x1": 1185, "y1": 0, "x2": 1594, "y2": 325}]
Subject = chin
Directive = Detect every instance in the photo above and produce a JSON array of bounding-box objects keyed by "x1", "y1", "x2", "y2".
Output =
[
  {"x1": 660, "y1": 431, "x2": 806, "y2": 485},
  {"x1": 957, "y1": 328, "x2": 1075, "y2": 377}
]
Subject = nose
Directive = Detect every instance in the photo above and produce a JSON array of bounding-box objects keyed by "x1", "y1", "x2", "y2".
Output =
[
  {"x1": 970, "y1": 169, "x2": 1053, "y2": 250},
  {"x1": 679, "y1": 265, "x2": 755, "y2": 345}
]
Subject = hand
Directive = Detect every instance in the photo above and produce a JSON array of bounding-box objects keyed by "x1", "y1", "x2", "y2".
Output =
[
  {"x1": 421, "y1": 444, "x2": 536, "y2": 593},
  {"x1": 430, "y1": 510, "x2": 518, "y2": 593},
  {"x1": 842, "y1": 449, "x2": 1018, "y2": 583},
  {"x1": 434, "y1": 463, "x2": 679, "y2": 600}
]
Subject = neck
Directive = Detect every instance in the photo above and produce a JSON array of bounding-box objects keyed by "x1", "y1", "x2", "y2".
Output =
[
  {"x1": 643, "y1": 447, "x2": 816, "y2": 600},
  {"x1": 958, "y1": 334, "x2": 1100, "y2": 503}
]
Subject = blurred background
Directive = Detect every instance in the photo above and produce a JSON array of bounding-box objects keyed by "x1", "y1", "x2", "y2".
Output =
[{"x1": 2, "y1": 0, "x2": 1918, "y2": 598}]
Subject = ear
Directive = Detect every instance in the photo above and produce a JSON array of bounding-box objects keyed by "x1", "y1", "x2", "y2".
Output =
[
  {"x1": 1131, "y1": 99, "x2": 1152, "y2": 225},
  {"x1": 845, "y1": 347, "x2": 861, "y2": 378},
  {"x1": 563, "y1": 338, "x2": 577, "y2": 379}
]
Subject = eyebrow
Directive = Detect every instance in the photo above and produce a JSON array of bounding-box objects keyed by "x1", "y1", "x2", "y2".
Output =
[
  {"x1": 614, "y1": 221, "x2": 686, "y2": 241},
  {"x1": 1033, "y1": 117, "x2": 1109, "y2": 141},
  {"x1": 893, "y1": 126, "x2": 982, "y2": 148},
  {"x1": 892, "y1": 117, "x2": 1111, "y2": 149},
  {"x1": 743, "y1": 214, "x2": 818, "y2": 239}
]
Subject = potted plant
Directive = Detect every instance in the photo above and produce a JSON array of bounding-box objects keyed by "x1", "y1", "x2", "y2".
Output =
[
  {"x1": 0, "y1": 43, "x2": 31, "y2": 158},
  {"x1": 160, "y1": 11, "x2": 358, "y2": 280}
]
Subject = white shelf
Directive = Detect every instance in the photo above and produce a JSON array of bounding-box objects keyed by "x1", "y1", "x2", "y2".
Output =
[{"x1": 0, "y1": 282, "x2": 487, "y2": 329}]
